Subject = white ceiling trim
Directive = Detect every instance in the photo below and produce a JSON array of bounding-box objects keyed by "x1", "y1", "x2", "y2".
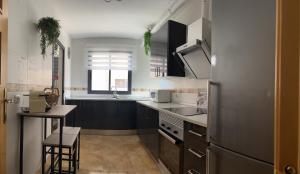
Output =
[
  {"x1": 49, "y1": 0, "x2": 183, "y2": 39},
  {"x1": 152, "y1": 0, "x2": 187, "y2": 33}
]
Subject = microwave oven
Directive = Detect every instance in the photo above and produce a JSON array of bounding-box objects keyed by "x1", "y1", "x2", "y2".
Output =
[{"x1": 150, "y1": 90, "x2": 171, "y2": 103}]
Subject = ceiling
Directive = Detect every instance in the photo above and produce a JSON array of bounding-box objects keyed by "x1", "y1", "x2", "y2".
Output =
[{"x1": 50, "y1": 0, "x2": 176, "y2": 39}]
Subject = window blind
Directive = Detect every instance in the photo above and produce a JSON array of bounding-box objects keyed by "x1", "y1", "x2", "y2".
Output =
[
  {"x1": 150, "y1": 55, "x2": 167, "y2": 74},
  {"x1": 88, "y1": 51, "x2": 133, "y2": 70}
]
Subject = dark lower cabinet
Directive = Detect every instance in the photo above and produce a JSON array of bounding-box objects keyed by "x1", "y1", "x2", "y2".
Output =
[
  {"x1": 65, "y1": 99, "x2": 136, "y2": 130},
  {"x1": 136, "y1": 103, "x2": 159, "y2": 160},
  {"x1": 159, "y1": 132, "x2": 183, "y2": 174},
  {"x1": 65, "y1": 99, "x2": 80, "y2": 127},
  {"x1": 183, "y1": 148, "x2": 206, "y2": 174},
  {"x1": 116, "y1": 101, "x2": 137, "y2": 129},
  {"x1": 184, "y1": 122, "x2": 208, "y2": 174}
]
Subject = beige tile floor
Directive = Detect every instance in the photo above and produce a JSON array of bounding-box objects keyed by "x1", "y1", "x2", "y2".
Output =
[{"x1": 76, "y1": 134, "x2": 161, "y2": 174}]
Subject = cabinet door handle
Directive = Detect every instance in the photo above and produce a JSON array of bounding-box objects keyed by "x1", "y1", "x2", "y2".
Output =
[
  {"x1": 188, "y1": 130, "x2": 204, "y2": 137},
  {"x1": 188, "y1": 169, "x2": 201, "y2": 174},
  {"x1": 188, "y1": 148, "x2": 205, "y2": 159}
]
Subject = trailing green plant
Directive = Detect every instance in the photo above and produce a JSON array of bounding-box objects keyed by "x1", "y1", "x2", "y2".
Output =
[
  {"x1": 36, "y1": 17, "x2": 61, "y2": 57},
  {"x1": 144, "y1": 29, "x2": 152, "y2": 56}
]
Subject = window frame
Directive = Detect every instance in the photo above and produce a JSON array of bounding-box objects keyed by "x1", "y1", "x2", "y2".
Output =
[{"x1": 88, "y1": 70, "x2": 132, "y2": 95}]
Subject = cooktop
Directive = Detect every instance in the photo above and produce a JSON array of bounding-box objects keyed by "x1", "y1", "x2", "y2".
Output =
[{"x1": 163, "y1": 107, "x2": 207, "y2": 116}]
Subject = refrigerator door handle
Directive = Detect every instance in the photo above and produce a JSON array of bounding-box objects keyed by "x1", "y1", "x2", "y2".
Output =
[
  {"x1": 207, "y1": 148, "x2": 210, "y2": 174},
  {"x1": 207, "y1": 81, "x2": 220, "y2": 143}
]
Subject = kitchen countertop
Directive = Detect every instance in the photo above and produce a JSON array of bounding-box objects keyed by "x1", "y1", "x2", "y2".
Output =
[
  {"x1": 66, "y1": 96, "x2": 149, "y2": 101},
  {"x1": 137, "y1": 101, "x2": 207, "y2": 127},
  {"x1": 64, "y1": 97, "x2": 207, "y2": 127},
  {"x1": 18, "y1": 105, "x2": 77, "y2": 118}
]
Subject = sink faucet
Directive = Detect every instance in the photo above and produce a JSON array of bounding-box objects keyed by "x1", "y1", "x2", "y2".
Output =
[{"x1": 112, "y1": 86, "x2": 119, "y2": 99}]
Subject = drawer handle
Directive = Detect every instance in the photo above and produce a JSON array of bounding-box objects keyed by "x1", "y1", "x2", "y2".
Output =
[
  {"x1": 188, "y1": 148, "x2": 205, "y2": 159},
  {"x1": 188, "y1": 169, "x2": 201, "y2": 174},
  {"x1": 188, "y1": 130, "x2": 204, "y2": 137}
]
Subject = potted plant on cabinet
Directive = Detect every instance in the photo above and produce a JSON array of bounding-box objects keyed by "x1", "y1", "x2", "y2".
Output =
[{"x1": 144, "y1": 27, "x2": 152, "y2": 56}]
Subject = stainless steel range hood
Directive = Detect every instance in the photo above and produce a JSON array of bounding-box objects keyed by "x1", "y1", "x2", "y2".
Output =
[{"x1": 176, "y1": 18, "x2": 211, "y2": 79}]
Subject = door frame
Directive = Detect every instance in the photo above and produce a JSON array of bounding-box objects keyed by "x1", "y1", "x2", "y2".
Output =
[
  {"x1": 51, "y1": 41, "x2": 65, "y2": 132},
  {"x1": 57, "y1": 40, "x2": 65, "y2": 105},
  {"x1": 52, "y1": 40, "x2": 65, "y2": 105},
  {"x1": 0, "y1": 0, "x2": 7, "y2": 173},
  {"x1": 274, "y1": 0, "x2": 300, "y2": 173}
]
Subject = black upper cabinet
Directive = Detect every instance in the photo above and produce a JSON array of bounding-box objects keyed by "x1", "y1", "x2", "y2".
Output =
[
  {"x1": 167, "y1": 21, "x2": 187, "y2": 77},
  {"x1": 151, "y1": 20, "x2": 187, "y2": 77}
]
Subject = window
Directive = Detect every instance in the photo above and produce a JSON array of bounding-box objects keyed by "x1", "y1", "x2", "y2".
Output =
[
  {"x1": 150, "y1": 55, "x2": 167, "y2": 77},
  {"x1": 88, "y1": 51, "x2": 132, "y2": 94}
]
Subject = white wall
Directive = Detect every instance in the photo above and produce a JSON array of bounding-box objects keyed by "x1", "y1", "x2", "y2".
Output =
[
  {"x1": 5, "y1": 0, "x2": 210, "y2": 173},
  {"x1": 70, "y1": 36, "x2": 208, "y2": 97},
  {"x1": 170, "y1": 0, "x2": 212, "y2": 25},
  {"x1": 70, "y1": 37, "x2": 139, "y2": 90},
  {"x1": 69, "y1": 0, "x2": 210, "y2": 97},
  {"x1": 7, "y1": 0, "x2": 71, "y2": 174},
  {"x1": 133, "y1": 40, "x2": 208, "y2": 89}
]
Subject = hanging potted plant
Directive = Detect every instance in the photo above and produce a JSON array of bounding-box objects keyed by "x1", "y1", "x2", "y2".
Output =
[
  {"x1": 36, "y1": 17, "x2": 61, "y2": 57},
  {"x1": 144, "y1": 27, "x2": 152, "y2": 56}
]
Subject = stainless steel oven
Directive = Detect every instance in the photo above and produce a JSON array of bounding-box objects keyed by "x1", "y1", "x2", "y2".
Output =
[
  {"x1": 159, "y1": 129, "x2": 183, "y2": 174},
  {"x1": 159, "y1": 111, "x2": 184, "y2": 174}
]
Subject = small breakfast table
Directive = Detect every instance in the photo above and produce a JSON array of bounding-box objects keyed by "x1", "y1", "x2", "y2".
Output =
[{"x1": 18, "y1": 105, "x2": 77, "y2": 174}]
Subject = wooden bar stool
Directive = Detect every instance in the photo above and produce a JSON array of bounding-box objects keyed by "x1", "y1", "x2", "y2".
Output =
[
  {"x1": 42, "y1": 133, "x2": 78, "y2": 174},
  {"x1": 53, "y1": 127, "x2": 81, "y2": 169}
]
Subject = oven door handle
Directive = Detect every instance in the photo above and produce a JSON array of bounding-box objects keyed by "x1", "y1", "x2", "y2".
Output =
[{"x1": 158, "y1": 129, "x2": 177, "y2": 144}]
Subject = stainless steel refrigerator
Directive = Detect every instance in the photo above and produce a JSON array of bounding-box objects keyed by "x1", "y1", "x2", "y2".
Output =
[{"x1": 207, "y1": 0, "x2": 276, "y2": 173}]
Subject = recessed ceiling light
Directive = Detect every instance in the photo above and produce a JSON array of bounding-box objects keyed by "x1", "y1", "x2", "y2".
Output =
[{"x1": 104, "y1": 0, "x2": 122, "y2": 2}]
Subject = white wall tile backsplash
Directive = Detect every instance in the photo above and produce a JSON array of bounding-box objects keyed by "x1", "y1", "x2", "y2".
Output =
[
  {"x1": 6, "y1": 92, "x2": 43, "y2": 174},
  {"x1": 172, "y1": 92, "x2": 199, "y2": 106},
  {"x1": 7, "y1": 0, "x2": 71, "y2": 173},
  {"x1": 172, "y1": 90, "x2": 208, "y2": 107}
]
